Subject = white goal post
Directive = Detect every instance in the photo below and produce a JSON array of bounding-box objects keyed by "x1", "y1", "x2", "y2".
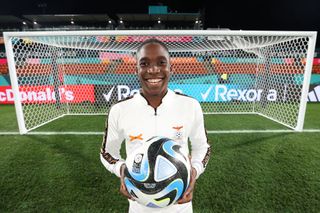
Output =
[{"x1": 3, "y1": 30, "x2": 317, "y2": 134}]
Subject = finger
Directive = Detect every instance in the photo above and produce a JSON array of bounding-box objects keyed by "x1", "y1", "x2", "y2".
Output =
[
  {"x1": 120, "y1": 182, "x2": 127, "y2": 191},
  {"x1": 191, "y1": 167, "x2": 197, "y2": 179},
  {"x1": 120, "y1": 184, "x2": 127, "y2": 195},
  {"x1": 120, "y1": 182, "x2": 134, "y2": 200},
  {"x1": 120, "y1": 185, "x2": 130, "y2": 196},
  {"x1": 177, "y1": 193, "x2": 192, "y2": 204},
  {"x1": 120, "y1": 188, "x2": 134, "y2": 200},
  {"x1": 177, "y1": 191, "x2": 187, "y2": 204},
  {"x1": 177, "y1": 184, "x2": 194, "y2": 204},
  {"x1": 177, "y1": 197, "x2": 186, "y2": 204},
  {"x1": 183, "y1": 188, "x2": 192, "y2": 198},
  {"x1": 185, "y1": 183, "x2": 194, "y2": 195}
]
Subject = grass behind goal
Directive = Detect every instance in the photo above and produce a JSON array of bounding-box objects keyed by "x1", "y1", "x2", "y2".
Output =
[
  {"x1": 0, "y1": 104, "x2": 320, "y2": 212},
  {"x1": 1, "y1": 104, "x2": 320, "y2": 132}
]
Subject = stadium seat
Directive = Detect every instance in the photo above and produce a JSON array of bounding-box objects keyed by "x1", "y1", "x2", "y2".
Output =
[
  {"x1": 212, "y1": 64, "x2": 259, "y2": 74},
  {"x1": 171, "y1": 57, "x2": 208, "y2": 74},
  {"x1": 312, "y1": 65, "x2": 320, "y2": 74},
  {"x1": 17, "y1": 64, "x2": 53, "y2": 75},
  {"x1": 60, "y1": 63, "x2": 110, "y2": 74},
  {"x1": 0, "y1": 64, "x2": 8, "y2": 74},
  {"x1": 115, "y1": 60, "x2": 136, "y2": 74}
]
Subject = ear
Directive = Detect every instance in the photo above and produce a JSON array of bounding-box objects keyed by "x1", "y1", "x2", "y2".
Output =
[
  {"x1": 169, "y1": 63, "x2": 173, "y2": 74},
  {"x1": 135, "y1": 54, "x2": 139, "y2": 74}
]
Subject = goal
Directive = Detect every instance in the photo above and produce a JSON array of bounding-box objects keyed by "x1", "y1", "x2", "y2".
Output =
[{"x1": 4, "y1": 30, "x2": 317, "y2": 134}]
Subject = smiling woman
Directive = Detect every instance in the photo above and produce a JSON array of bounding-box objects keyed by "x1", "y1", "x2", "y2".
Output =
[
  {"x1": 99, "y1": 37, "x2": 211, "y2": 213},
  {"x1": 136, "y1": 39, "x2": 171, "y2": 108}
]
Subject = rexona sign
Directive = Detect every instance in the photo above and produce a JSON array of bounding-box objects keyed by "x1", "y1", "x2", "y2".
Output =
[
  {"x1": 213, "y1": 85, "x2": 277, "y2": 102},
  {"x1": 169, "y1": 84, "x2": 278, "y2": 102}
]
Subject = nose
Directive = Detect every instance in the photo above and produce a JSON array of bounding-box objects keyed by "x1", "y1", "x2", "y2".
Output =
[{"x1": 147, "y1": 64, "x2": 160, "y2": 73}]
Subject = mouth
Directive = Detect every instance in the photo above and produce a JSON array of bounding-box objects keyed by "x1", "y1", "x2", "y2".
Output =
[{"x1": 145, "y1": 78, "x2": 164, "y2": 85}]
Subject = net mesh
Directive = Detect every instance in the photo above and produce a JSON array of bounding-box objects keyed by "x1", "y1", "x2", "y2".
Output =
[{"x1": 8, "y1": 33, "x2": 311, "y2": 131}]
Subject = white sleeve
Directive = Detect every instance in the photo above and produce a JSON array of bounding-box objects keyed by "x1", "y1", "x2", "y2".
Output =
[
  {"x1": 100, "y1": 104, "x2": 125, "y2": 178},
  {"x1": 189, "y1": 100, "x2": 211, "y2": 179}
]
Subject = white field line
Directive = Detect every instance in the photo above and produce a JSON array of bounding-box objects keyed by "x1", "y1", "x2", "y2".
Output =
[
  {"x1": 207, "y1": 129, "x2": 320, "y2": 134},
  {"x1": 1, "y1": 129, "x2": 320, "y2": 135}
]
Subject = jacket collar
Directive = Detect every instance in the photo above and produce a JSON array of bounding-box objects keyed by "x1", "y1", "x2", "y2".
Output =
[{"x1": 138, "y1": 89, "x2": 174, "y2": 107}]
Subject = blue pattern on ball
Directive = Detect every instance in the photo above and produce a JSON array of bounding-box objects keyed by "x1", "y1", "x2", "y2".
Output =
[
  {"x1": 162, "y1": 140, "x2": 178, "y2": 158},
  {"x1": 162, "y1": 178, "x2": 184, "y2": 201}
]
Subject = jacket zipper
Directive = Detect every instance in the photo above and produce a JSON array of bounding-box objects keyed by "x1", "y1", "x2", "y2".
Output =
[{"x1": 154, "y1": 108, "x2": 157, "y2": 135}]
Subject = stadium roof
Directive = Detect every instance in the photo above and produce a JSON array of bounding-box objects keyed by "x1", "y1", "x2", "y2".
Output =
[
  {"x1": 22, "y1": 14, "x2": 114, "y2": 24},
  {"x1": 0, "y1": 15, "x2": 26, "y2": 24},
  {"x1": 117, "y1": 13, "x2": 200, "y2": 22},
  {"x1": 0, "y1": 12, "x2": 201, "y2": 28},
  {"x1": 0, "y1": 0, "x2": 319, "y2": 48}
]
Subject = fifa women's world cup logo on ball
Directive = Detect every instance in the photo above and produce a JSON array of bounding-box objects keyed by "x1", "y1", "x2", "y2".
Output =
[{"x1": 124, "y1": 136, "x2": 191, "y2": 208}]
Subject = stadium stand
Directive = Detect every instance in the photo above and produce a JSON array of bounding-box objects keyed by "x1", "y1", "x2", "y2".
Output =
[
  {"x1": 3, "y1": 56, "x2": 320, "y2": 76},
  {"x1": 171, "y1": 57, "x2": 207, "y2": 74},
  {"x1": 0, "y1": 59, "x2": 8, "y2": 74}
]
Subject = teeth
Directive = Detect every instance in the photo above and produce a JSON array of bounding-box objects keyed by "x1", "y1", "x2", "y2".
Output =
[{"x1": 147, "y1": 79, "x2": 162, "y2": 83}]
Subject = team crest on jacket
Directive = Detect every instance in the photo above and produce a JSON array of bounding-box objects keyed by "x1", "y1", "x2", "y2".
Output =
[
  {"x1": 129, "y1": 134, "x2": 143, "y2": 142},
  {"x1": 172, "y1": 126, "x2": 183, "y2": 140}
]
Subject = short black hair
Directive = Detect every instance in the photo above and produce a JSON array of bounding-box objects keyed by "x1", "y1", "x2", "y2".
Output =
[{"x1": 136, "y1": 38, "x2": 169, "y2": 56}]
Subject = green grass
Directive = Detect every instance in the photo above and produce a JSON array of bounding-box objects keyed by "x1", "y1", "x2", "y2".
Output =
[
  {"x1": 0, "y1": 104, "x2": 320, "y2": 212},
  {"x1": 196, "y1": 133, "x2": 320, "y2": 213},
  {"x1": 0, "y1": 105, "x2": 18, "y2": 131},
  {"x1": 1, "y1": 103, "x2": 319, "y2": 132},
  {"x1": 304, "y1": 103, "x2": 320, "y2": 129},
  {"x1": 1, "y1": 103, "x2": 318, "y2": 132},
  {"x1": 0, "y1": 135, "x2": 126, "y2": 212},
  {"x1": 0, "y1": 133, "x2": 319, "y2": 212}
]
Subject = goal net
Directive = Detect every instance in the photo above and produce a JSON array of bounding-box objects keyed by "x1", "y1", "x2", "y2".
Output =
[{"x1": 4, "y1": 30, "x2": 317, "y2": 134}]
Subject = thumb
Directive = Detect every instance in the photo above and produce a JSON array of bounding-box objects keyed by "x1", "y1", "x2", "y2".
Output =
[{"x1": 183, "y1": 187, "x2": 192, "y2": 197}]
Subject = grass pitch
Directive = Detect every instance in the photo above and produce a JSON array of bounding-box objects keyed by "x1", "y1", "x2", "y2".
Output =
[{"x1": 0, "y1": 104, "x2": 320, "y2": 212}]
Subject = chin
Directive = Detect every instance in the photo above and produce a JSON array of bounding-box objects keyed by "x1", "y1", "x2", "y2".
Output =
[
  {"x1": 144, "y1": 88, "x2": 166, "y2": 97},
  {"x1": 148, "y1": 90, "x2": 162, "y2": 96}
]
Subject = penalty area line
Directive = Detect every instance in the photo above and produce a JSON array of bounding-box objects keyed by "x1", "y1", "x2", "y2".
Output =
[
  {"x1": 207, "y1": 129, "x2": 320, "y2": 134},
  {"x1": 1, "y1": 129, "x2": 320, "y2": 135},
  {"x1": 0, "y1": 131, "x2": 103, "y2": 135}
]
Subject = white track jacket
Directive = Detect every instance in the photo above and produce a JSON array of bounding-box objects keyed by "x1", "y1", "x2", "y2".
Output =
[
  {"x1": 100, "y1": 89, "x2": 211, "y2": 212},
  {"x1": 100, "y1": 89, "x2": 211, "y2": 179}
]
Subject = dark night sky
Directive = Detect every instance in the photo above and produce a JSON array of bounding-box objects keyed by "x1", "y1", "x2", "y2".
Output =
[{"x1": 0, "y1": 0, "x2": 319, "y2": 43}]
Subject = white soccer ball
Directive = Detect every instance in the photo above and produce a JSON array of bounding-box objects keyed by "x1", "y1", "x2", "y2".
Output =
[{"x1": 124, "y1": 136, "x2": 191, "y2": 208}]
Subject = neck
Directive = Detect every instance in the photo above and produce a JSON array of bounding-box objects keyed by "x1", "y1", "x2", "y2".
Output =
[{"x1": 141, "y1": 89, "x2": 168, "y2": 109}]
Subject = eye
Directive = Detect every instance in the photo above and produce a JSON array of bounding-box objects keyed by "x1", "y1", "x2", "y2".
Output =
[
  {"x1": 139, "y1": 61, "x2": 148, "y2": 67},
  {"x1": 159, "y1": 60, "x2": 167, "y2": 66}
]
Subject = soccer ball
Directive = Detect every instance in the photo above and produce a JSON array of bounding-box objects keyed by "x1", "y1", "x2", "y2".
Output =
[{"x1": 124, "y1": 136, "x2": 191, "y2": 208}]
